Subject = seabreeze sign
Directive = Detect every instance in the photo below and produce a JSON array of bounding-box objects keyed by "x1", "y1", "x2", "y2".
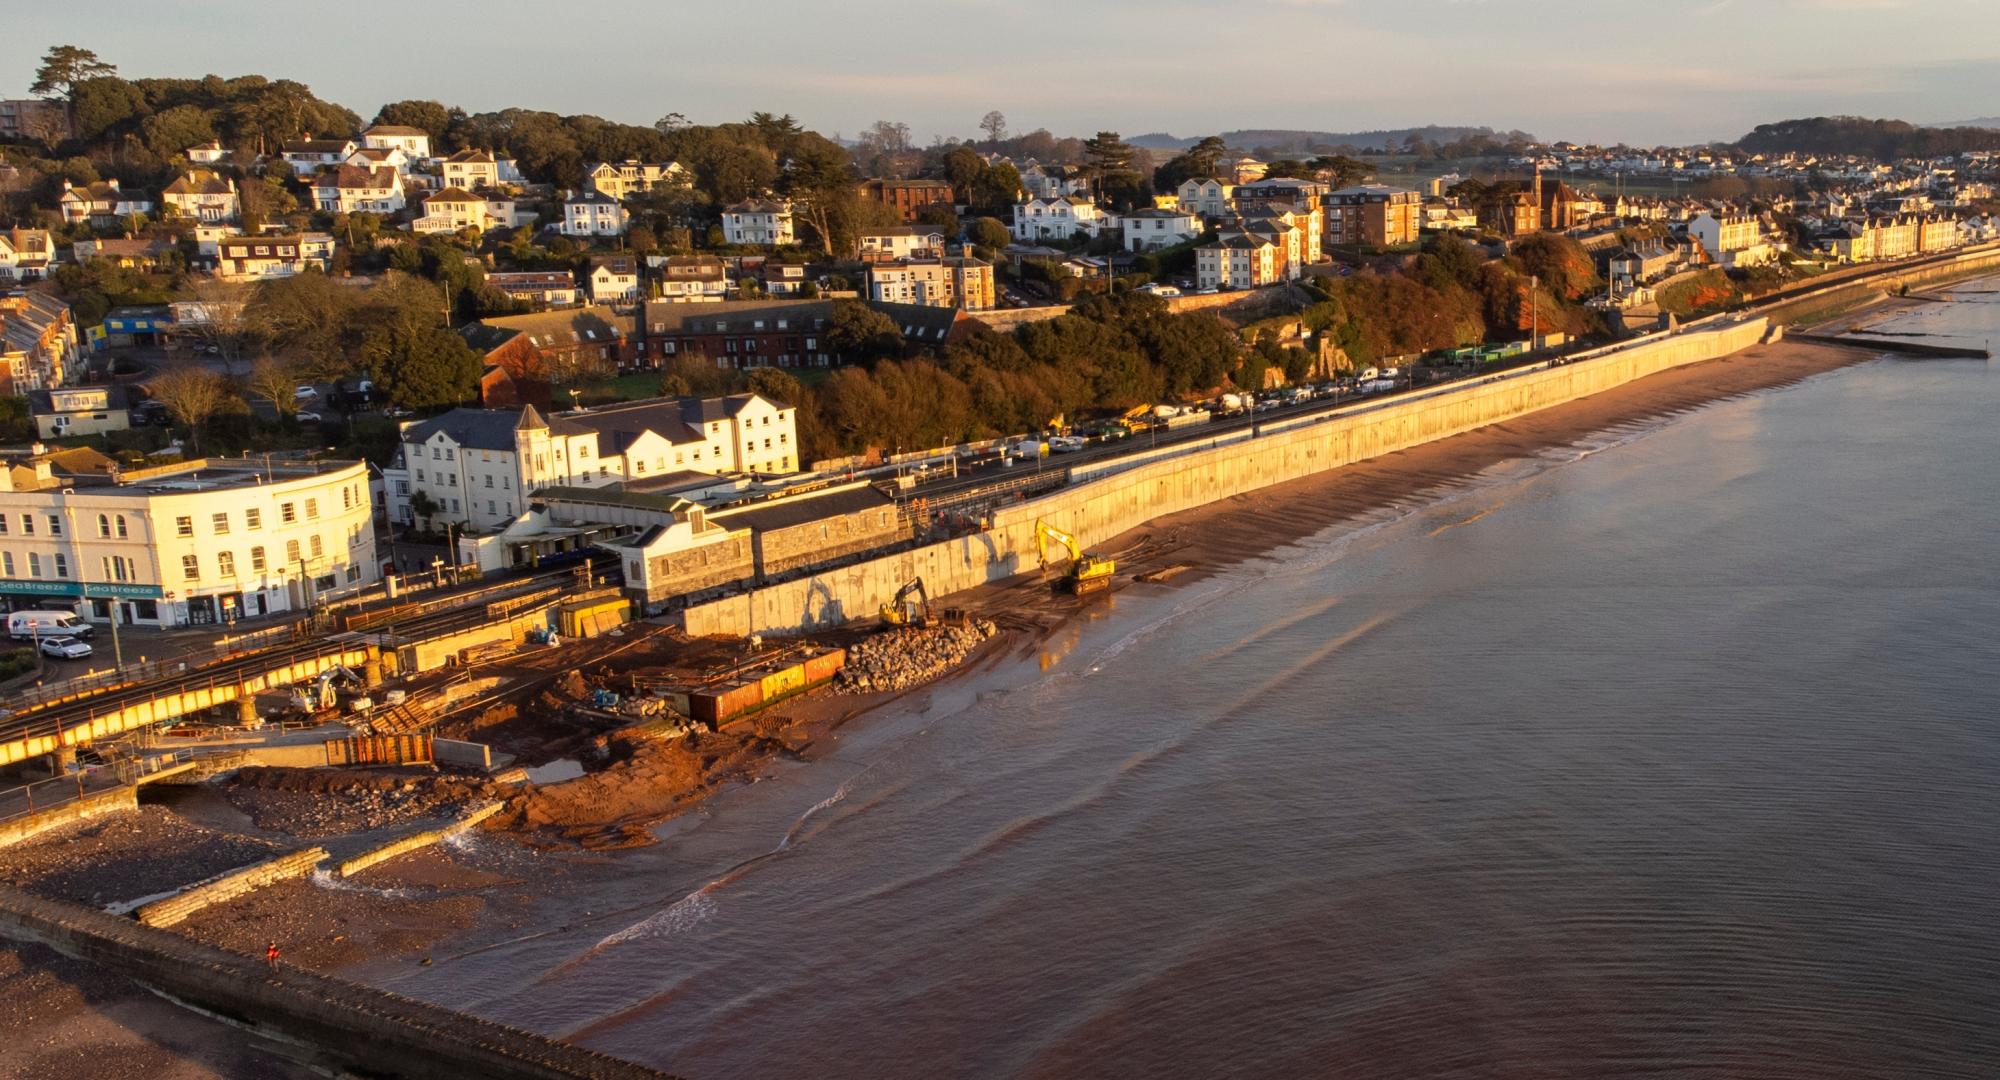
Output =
[{"x1": 0, "y1": 580, "x2": 165, "y2": 599}]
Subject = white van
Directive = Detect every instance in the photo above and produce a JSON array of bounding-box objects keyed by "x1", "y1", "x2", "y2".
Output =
[{"x1": 8, "y1": 610, "x2": 92, "y2": 640}]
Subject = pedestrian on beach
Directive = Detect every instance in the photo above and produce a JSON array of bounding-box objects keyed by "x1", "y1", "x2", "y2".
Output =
[{"x1": 266, "y1": 941, "x2": 280, "y2": 970}]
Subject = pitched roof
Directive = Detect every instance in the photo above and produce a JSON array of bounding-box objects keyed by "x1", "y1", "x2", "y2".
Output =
[
  {"x1": 590, "y1": 254, "x2": 638, "y2": 275},
  {"x1": 555, "y1": 393, "x2": 778, "y2": 453},
  {"x1": 708, "y1": 483, "x2": 894, "y2": 532},
  {"x1": 444, "y1": 148, "x2": 496, "y2": 165},
  {"x1": 283, "y1": 139, "x2": 355, "y2": 155},
  {"x1": 363, "y1": 124, "x2": 429, "y2": 137},
  {"x1": 399, "y1": 407, "x2": 541, "y2": 451},
  {"x1": 459, "y1": 305, "x2": 631, "y2": 355},
  {"x1": 426, "y1": 186, "x2": 484, "y2": 204},
  {"x1": 162, "y1": 170, "x2": 234, "y2": 196},
  {"x1": 314, "y1": 165, "x2": 399, "y2": 191},
  {"x1": 724, "y1": 198, "x2": 790, "y2": 214}
]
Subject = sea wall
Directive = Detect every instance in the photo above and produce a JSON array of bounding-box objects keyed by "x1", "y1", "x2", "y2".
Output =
[
  {"x1": 0, "y1": 886, "x2": 675, "y2": 1079},
  {"x1": 134, "y1": 846, "x2": 328, "y2": 927},
  {"x1": 0, "y1": 785, "x2": 136, "y2": 848},
  {"x1": 337, "y1": 802, "x2": 504, "y2": 877},
  {"x1": 683, "y1": 317, "x2": 1773, "y2": 638}
]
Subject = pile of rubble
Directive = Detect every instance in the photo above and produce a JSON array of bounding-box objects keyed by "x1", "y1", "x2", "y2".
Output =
[
  {"x1": 836, "y1": 620, "x2": 998, "y2": 694},
  {"x1": 224, "y1": 768, "x2": 493, "y2": 839}
]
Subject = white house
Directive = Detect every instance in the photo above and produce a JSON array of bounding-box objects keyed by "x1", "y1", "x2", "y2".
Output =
[
  {"x1": 384, "y1": 395, "x2": 798, "y2": 532},
  {"x1": 1688, "y1": 211, "x2": 1776, "y2": 268},
  {"x1": 588, "y1": 255, "x2": 642, "y2": 306},
  {"x1": 360, "y1": 124, "x2": 432, "y2": 160},
  {"x1": 215, "y1": 234, "x2": 336, "y2": 281},
  {"x1": 562, "y1": 191, "x2": 629, "y2": 237},
  {"x1": 652, "y1": 254, "x2": 729, "y2": 301},
  {"x1": 0, "y1": 229, "x2": 53, "y2": 283},
  {"x1": 584, "y1": 161, "x2": 689, "y2": 200},
  {"x1": 859, "y1": 226, "x2": 945, "y2": 261},
  {"x1": 0, "y1": 456, "x2": 376, "y2": 627},
  {"x1": 280, "y1": 139, "x2": 357, "y2": 171},
  {"x1": 722, "y1": 199, "x2": 796, "y2": 246},
  {"x1": 186, "y1": 140, "x2": 228, "y2": 165},
  {"x1": 345, "y1": 145, "x2": 412, "y2": 175},
  {"x1": 57, "y1": 180, "x2": 153, "y2": 226},
  {"x1": 1115, "y1": 208, "x2": 1201, "y2": 251},
  {"x1": 308, "y1": 165, "x2": 405, "y2": 215},
  {"x1": 1176, "y1": 178, "x2": 1237, "y2": 221},
  {"x1": 1011, "y1": 196, "x2": 1105, "y2": 242},
  {"x1": 441, "y1": 149, "x2": 506, "y2": 191},
  {"x1": 160, "y1": 170, "x2": 240, "y2": 223},
  {"x1": 27, "y1": 385, "x2": 131, "y2": 440},
  {"x1": 412, "y1": 187, "x2": 493, "y2": 234}
]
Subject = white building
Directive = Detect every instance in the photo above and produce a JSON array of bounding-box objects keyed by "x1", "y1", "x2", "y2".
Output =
[
  {"x1": 859, "y1": 226, "x2": 945, "y2": 261},
  {"x1": 160, "y1": 170, "x2": 240, "y2": 224},
  {"x1": 585, "y1": 160, "x2": 688, "y2": 200},
  {"x1": 280, "y1": 139, "x2": 357, "y2": 171},
  {"x1": 588, "y1": 255, "x2": 642, "y2": 306},
  {"x1": 0, "y1": 228, "x2": 53, "y2": 283},
  {"x1": 1115, "y1": 208, "x2": 1201, "y2": 251},
  {"x1": 440, "y1": 149, "x2": 513, "y2": 191},
  {"x1": 309, "y1": 165, "x2": 405, "y2": 215},
  {"x1": 1176, "y1": 178, "x2": 1237, "y2": 221},
  {"x1": 721, "y1": 199, "x2": 796, "y2": 246},
  {"x1": 1011, "y1": 196, "x2": 1105, "y2": 242},
  {"x1": 215, "y1": 234, "x2": 336, "y2": 281},
  {"x1": 360, "y1": 124, "x2": 432, "y2": 160},
  {"x1": 0, "y1": 456, "x2": 376, "y2": 628},
  {"x1": 186, "y1": 141, "x2": 228, "y2": 165},
  {"x1": 562, "y1": 191, "x2": 629, "y2": 237},
  {"x1": 1688, "y1": 211, "x2": 1776, "y2": 269},
  {"x1": 384, "y1": 395, "x2": 798, "y2": 532},
  {"x1": 411, "y1": 188, "x2": 493, "y2": 234}
]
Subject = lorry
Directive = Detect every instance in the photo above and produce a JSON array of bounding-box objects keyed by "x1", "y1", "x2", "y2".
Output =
[{"x1": 1218, "y1": 393, "x2": 1251, "y2": 415}]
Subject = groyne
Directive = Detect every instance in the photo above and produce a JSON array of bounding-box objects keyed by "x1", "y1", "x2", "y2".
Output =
[
  {"x1": 0, "y1": 885, "x2": 675, "y2": 1079},
  {"x1": 683, "y1": 316, "x2": 1777, "y2": 637}
]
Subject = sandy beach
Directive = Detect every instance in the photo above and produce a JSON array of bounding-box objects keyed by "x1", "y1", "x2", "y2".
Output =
[{"x1": 0, "y1": 333, "x2": 1889, "y2": 1078}]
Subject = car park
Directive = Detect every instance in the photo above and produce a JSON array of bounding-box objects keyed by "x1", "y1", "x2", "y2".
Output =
[{"x1": 38, "y1": 636, "x2": 92, "y2": 660}]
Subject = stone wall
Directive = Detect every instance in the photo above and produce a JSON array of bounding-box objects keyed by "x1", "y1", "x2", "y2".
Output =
[
  {"x1": 683, "y1": 317, "x2": 1773, "y2": 638},
  {"x1": 134, "y1": 846, "x2": 327, "y2": 927},
  {"x1": 0, "y1": 785, "x2": 136, "y2": 848},
  {"x1": 337, "y1": 802, "x2": 504, "y2": 877},
  {"x1": 0, "y1": 886, "x2": 674, "y2": 1079}
]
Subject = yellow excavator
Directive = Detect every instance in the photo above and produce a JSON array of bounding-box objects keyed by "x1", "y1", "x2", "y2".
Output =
[
  {"x1": 1036, "y1": 520, "x2": 1116, "y2": 595},
  {"x1": 880, "y1": 577, "x2": 933, "y2": 627}
]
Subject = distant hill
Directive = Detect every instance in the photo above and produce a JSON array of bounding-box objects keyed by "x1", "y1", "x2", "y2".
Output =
[
  {"x1": 1737, "y1": 115, "x2": 2000, "y2": 157},
  {"x1": 1129, "y1": 126, "x2": 1528, "y2": 155},
  {"x1": 1935, "y1": 117, "x2": 2000, "y2": 130}
]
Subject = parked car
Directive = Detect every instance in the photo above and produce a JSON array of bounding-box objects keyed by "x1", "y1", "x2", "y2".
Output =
[
  {"x1": 38, "y1": 636, "x2": 92, "y2": 660},
  {"x1": 382, "y1": 406, "x2": 413, "y2": 419},
  {"x1": 294, "y1": 385, "x2": 318, "y2": 400},
  {"x1": 295, "y1": 411, "x2": 324, "y2": 423}
]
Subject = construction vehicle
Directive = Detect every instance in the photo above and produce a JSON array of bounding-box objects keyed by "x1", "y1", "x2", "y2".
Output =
[
  {"x1": 880, "y1": 577, "x2": 933, "y2": 628},
  {"x1": 1036, "y1": 520, "x2": 1116, "y2": 595},
  {"x1": 1114, "y1": 405, "x2": 1155, "y2": 433},
  {"x1": 288, "y1": 664, "x2": 361, "y2": 716}
]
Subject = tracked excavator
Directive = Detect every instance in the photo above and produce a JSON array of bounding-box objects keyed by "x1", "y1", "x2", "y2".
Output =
[
  {"x1": 880, "y1": 577, "x2": 934, "y2": 628},
  {"x1": 1035, "y1": 520, "x2": 1116, "y2": 595}
]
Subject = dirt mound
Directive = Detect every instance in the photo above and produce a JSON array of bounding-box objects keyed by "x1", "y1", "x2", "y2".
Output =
[{"x1": 490, "y1": 727, "x2": 787, "y2": 850}]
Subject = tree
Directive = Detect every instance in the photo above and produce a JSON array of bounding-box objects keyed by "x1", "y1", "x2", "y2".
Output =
[
  {"x1": 745, "y1": 367, "x2": 803, "y2": 407},
  {"x1": 31, "y1": 45, "x2": 116, "y2": 135},
  {"x1": 1155, "y1": 136, "x2": 1228, "y2": 194},
  {"x1": 69, "y1": 76, "x2": 145, "y2": 142},
  {"x1": 780, "y1": 132, "x2": 863, "y2": 257},
  {"x1": 1082, "y1": 131, "x2": 1136, "y2": 179},
  {"x1": 969, "y1": 216, "x2": 1011, "y2": 252},
  {"x1": 248, "y1": 272, "x2": 353, "y2": 379},
  {"x1": 248, "y1": 356, "x2": 301, "y2": 417},
  {"x1": 1310, "y1": 154, "x2": 1374, "y2": 189},
  {"x1": 861, "y1": 120, "x2": 913, "y2": 156},
  {"x1": 177, "y1": 279, "x2": 255, "y2": 376},
  {"x1": 141, "y1": 104, "x2": 217, "y2": 160},
  {"x1": 363, "y1": 325, "x2": 482, "y2": 409},
  {"x1": 979, "y1": 111, "x2": 1008, "y2": 144},
  {"x1": 825, "y1": 300, "x2": 903, "y2": 362},
  {"x1": 373, "y1": 99, "x2": 457, "y2": 143},
  {"x1": 941, "y1": 146, "x2": 987, "y2": 203},
  {"x1": 144, "y1": 364, "x2": 228, "y2": 454},
  {"x1": 971, "y1": 162, "x2": 1023, "y2": 215}
]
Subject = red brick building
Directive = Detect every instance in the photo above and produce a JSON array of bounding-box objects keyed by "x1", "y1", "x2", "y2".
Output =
[{"x1": 858, "y1": 179, "x2": 954, "y2": 223}]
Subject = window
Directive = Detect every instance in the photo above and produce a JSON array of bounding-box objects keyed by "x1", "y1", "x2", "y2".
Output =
[
  {"x1": 97, "y1": 514, "x2": 110, "y2": 538},
  {"x1": 432, "y1": 447, "x2": 441, "y2": 460},
  {"x1": 346, "y1": 565, "x2": 361, "y2": 583},
  {"x1": 342, "y1": 487, "x2": 352, "y2": 509},
  {"x1": 217, "y1": 551, "x2": 235, "y2": 576},
  {"x1": 181, "y1": 554, "x2": 198, "y2": 580},
  {"x1": 286, "y1": 539, "x2": 300, "y2": 563},
  {"x1": 21, "y1": 514, "x2": 32, "y2": 536},
  {"x1": 444, "y1": 449, "x2": 454, "y2": 461},
  {"x1": 305, "y1": 498, "x2": 318, "y2": 520},
  {"x1": 27, "y1": 552, "x2": 40, "y2": 577},
  {"x1": 416, "y1": 469, "x2": 425, "y2": 482},
  {"x1": 449, "y1": 498, "x2": 460, "y2": 513},
  {"x1": 487, "y1": 500, "x2": 496, "y2": 515},
  {"x1": 0, "y1": 517, "x2": 8, "y2": 535},
  {"x1": 212, "y1": 512, "x2": 230, "y2": 534},
  {"x1": 251, "y1": 546, "x2": 266, "y2": 572},
  {"x1": 1, "y1": 552, "x2": 10, "y2": 577},
  {"x1": 53, "y1": 554, "x2": 66, "y2": 579},
  {"x1": 309, "y1": 535, "x2": 323, "y2": 558},
  {"x1": 280, "y1": 503, "x2": 296, "y2": 524},
  {"x1": 245, "y1": 509, "x2": 259, "y2": 530},
  {"x1": 484, "y1": 475, "x2": 493, "y2": 488}
]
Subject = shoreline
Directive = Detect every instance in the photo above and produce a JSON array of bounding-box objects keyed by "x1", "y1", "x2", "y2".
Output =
[{"x1": 0, "y1": 333, "x2": 1898, "y2": 1078}]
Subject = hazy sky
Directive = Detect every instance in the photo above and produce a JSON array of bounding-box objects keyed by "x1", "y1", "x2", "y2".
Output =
[{"x1": 6, "y1": 0, "x2": 1998, "y2": 146}]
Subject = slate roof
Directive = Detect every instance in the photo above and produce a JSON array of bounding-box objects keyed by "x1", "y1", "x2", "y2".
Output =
[
  {"x1": 708, "y1": 483, "x2": 894, "y2": 533},
  {"x1": 399, "y1": 407, "x2": 542, "y2": 451},
  {"x1": 27, "y1": 385, "x2": 130, "y2": 414}
]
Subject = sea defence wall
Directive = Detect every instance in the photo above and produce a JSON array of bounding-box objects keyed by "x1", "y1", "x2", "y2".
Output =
[
  {"x1": 683, "y1": 317, "x2": 1775, "y2": 637},
  {"x1": 134, "y1": 846, "x2": 327, "y2": 927},
  {"x1": 0, "y1": 886, "x2": 676, "y2": 1079}
]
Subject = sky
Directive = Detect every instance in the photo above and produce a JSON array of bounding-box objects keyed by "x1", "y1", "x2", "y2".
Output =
[{"x1": 5, "y1": 0, "x2": 1999, "y2": 147}]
